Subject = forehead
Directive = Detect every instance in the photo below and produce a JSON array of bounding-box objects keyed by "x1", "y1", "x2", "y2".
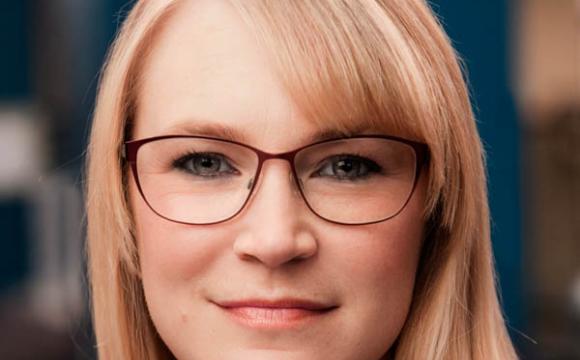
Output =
[{"x1": 134, "y1": 0, "x2": 326, "y2": 151}]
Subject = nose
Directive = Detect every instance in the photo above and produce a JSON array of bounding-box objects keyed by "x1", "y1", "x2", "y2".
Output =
[{"x1": 232, "y1": 160, "x2": 318, "y2": 268}]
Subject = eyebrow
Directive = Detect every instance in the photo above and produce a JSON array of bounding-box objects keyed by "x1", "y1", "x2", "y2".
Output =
[
  {"x1": 164, "y1": 120, "x2": 372, "y2": 145},
  {"x1": 165, "y1": 122, "x2": 248, "y2": 142}
]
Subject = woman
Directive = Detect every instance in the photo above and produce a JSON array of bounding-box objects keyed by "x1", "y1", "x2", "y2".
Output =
[{"x1": 86, "y1": 0, "x2": 518, "y2": 359}]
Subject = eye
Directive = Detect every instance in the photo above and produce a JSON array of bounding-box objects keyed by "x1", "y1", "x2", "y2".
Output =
[
  {"x1": 173, "y1": 152, "x2": 239, "y2": 178},
  {"x1": 314, "y1": 154, "x2": 382, "y2": 181}
]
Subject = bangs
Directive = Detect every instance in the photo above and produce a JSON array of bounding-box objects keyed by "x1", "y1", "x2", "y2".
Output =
[
  {"x1": 231, "y1": 1, "x2": 440, "y2": 138},
  {"x1": 230, "y1": 0, "x2": 456, "y2": 217}
]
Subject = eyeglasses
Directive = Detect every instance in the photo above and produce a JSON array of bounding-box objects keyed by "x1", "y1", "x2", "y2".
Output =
[{"x1": 124, "y1": 135, "x2": 429, "y2": 225}]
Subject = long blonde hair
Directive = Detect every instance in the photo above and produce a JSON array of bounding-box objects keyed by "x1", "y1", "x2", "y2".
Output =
[{"x1": 86, "y1": 0, "x2": 518, "y2": 358}]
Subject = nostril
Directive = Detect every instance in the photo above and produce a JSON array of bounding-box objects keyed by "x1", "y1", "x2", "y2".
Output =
[{"x1": 247, "y1": 178, "x2": 254, "y2": 190}]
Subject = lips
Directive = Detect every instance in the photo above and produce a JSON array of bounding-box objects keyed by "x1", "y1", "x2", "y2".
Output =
[{"x1": 212, "y1": 298, "x2": 338, "y2": 329}]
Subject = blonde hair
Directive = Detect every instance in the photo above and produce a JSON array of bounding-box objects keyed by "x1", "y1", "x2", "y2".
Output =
[{"x1": 86, "y1": 0, "x2": 518, "y2": 358}]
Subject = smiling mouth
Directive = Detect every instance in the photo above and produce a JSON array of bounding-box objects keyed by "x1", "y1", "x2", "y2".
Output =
[{"x1": 212, "y1": 299, "x2": 338, "y2": 329}]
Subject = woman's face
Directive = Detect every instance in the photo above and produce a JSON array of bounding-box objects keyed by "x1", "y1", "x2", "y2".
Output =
[{"x1": 130, "y1": 1, "x2": 427, "y2": 359}]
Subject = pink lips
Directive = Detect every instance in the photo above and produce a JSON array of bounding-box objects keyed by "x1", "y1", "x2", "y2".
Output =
[{"x1": 214, "y1": 299, "x2": 337, "y2": 329}]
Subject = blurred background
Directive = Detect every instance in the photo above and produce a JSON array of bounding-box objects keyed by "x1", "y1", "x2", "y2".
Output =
[{"x1": 0, "y1": 0, "x2": 578, "y2": 359}]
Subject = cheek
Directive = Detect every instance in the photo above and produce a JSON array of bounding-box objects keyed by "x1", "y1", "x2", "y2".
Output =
[
  {"x1": 328, "y1": 214, "x2": 423, "y2": 303},
  {"x1": 339, "y1": 173, "x2": 427, "y2": 287},
  {"x1": 130, "y1": 182, "x2": 228, "y2": 296},
  {"x1": 321, "y1": 190, "x2": 425, "y2": 350},
  {"x1": 326, "y1": 175, "x2": 425, "y2": 290}
]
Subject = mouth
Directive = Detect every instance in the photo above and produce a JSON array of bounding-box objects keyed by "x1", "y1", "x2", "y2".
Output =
[{"x1": 211, "y1": 298, "x2": 339, "y2": 329}]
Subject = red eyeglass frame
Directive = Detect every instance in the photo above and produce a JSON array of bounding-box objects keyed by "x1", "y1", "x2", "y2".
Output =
[{"x1": 123, "y1": 134, "x2": 430, "y2": 226}]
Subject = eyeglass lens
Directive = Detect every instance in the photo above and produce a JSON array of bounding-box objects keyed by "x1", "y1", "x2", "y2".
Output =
[{"x1": 134, "y1": 137, "x2": 417, "y2": 225}]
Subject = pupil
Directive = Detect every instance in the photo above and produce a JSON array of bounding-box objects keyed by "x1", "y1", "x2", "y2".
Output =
[
  {"x1": 335, "y1": 159, "x2": 356, "y2": 175},
  {"x1": 197, "y1": 157, "x2": 217, "y2": 170}
]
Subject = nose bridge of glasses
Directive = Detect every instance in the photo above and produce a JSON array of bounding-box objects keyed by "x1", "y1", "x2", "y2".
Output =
[
  {"x1": 253, "y1": 148, "x2": 301, "y2": 183},
  {"x1": 250, "y1": 150, "x2": 303, "y2": 200},
  {"x1": 256, "y1": 147, "x2": 297, "y2": 164}
]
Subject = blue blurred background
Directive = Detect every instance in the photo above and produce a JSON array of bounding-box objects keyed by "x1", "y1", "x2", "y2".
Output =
[{"x1": 1, "y1": 1, "x2": 578, "y2": 359}]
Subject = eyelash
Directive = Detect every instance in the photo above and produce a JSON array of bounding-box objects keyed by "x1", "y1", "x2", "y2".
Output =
[
  {"x1": 313, "y1": 154, "x2": 383, "y2": 181},
  {"x1": 172, "y1": 152, "x2": 239, "y2": 177},
  {"x1": 172, "y1": 152, "x2": 382, "y2": 181}
]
